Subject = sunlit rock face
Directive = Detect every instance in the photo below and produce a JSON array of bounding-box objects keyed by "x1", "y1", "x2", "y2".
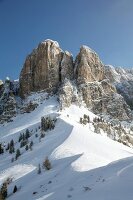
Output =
[
  {"x1": 18, "y1": 39, "x2": 133, "y2": 121},
  {"x1": 75, "y1": 46, "x2": 104, "y2": 84},
  {"x1": 19, "y1": 40, "x2": 63, "y2": 97},
  {"x1": 75, "y1": 46, "x2": 132, "y2": 120}
]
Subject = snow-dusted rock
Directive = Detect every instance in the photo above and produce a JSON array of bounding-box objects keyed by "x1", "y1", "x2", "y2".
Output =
[
  {"x1": 75, "y1": 47, "x2": 132, "y2": 120},
  {"x1": 61, "y1": 51, "x2": 74, "y2": 82},
  {"x1": 105, "y1": 65, "x2": 133, "y2": 110},
  {"x1": 59, "y1": 79, "x2": 80, "y2": 109}
]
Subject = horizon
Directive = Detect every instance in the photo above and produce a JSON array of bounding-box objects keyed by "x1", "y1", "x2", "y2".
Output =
[{"x1": 1, "y1": 0, "x2": 133, "y2": 80}]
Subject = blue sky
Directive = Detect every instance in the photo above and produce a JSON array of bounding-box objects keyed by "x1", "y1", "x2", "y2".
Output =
[{"x1": 0, "y1": 0, "x2": 133, "y2": 80}]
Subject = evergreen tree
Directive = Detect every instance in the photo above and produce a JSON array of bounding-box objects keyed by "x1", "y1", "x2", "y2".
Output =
[
  {"x1": 9, "y1": 139, "x2": 15, "y2": 154},
  {"x1": 15, "y1": 149, "x2": 21, "y2": 160},
  {"x1": 20, "y1": 139, "x2": 28, "y2": 148},
  {"x1": 22, "y1": 133, "x2": 25, "y2": 141},
  {"x1": 1, "y1": 183, "x2": 7, "y2": 199},
  {"x1": 83, "y1": 114, "x2": 88, "y2": 119},
  {"x1": 0, "y1": 192, "x2": 4, "y2": 200},
  {"x1": 11, "y1": 157, "x2": 14, "y2": 163},
  {"x1": 29, "y1": 141, "x2": 33, "y2": 150},
  {"x1": 10, "y1": 139, "x2": 14, "y2": 147},
  {"x1": 9, "y1": 145, "x2": 15, "y2": 154},
  {"x1": 0, "y1": 144, "x2": 4, "y2": 154},
  {"x1": 25, "y1": 129, "x2": 30, "y2": 139},
  {"x1": 87, "y1": 115, "x2": 90, "y2": 123},
  {"x1": 80, "y1": 117, "x2": 83, "y2": 124},
  {"x1": 6, "y1": 143, "x2": 9, "y2": 151},
  {"x1": 13, "y1": 185, "x2": 17, "y2": 193},
  {"x1": 18, "y1": 133, "x2": 23, "y2": 142},
  {"x1": 37, "y1": 164, "x2": 41, "y2": 174},
  {"x1": 25, "y1": 145, "x2": 29, "y2": 151}
]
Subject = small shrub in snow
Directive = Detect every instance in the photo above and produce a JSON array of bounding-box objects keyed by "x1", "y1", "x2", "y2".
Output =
[
  {"x1": 37, "y1": 164, "x2": 41, "y2": 174},
  {"x1": 43, "y1": 157, "x2": 51, "y2": 170}
]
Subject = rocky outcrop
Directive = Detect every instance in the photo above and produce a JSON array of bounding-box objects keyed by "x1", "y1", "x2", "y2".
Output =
[
  {"x1": 0, "y1": 95, "x2": 17, "y2": 123},
  {"x1": 0, "y1": 78, "x2": 17, "y2": 123},
  {"x1": 75, "y1": 46, "x2": 132, "y2": 120},
  {"x1": 20, "y1": 40, "x2": 64, "y2": 98},
  {"x1": 19, "y1": 40, "x2": 74, "y2": 98},
  {"x1": 75, "y1": 46, "x2": 104, "y2": 84},
  {"x1": 61, "y1": 51, "x2": 74, "y2": 82},
  {"x1": 59, "y1": 79, "x2": 80, "y2": 109},
  {"x1": 105, "y1": 65, "x2": 133, "y2": 110}
]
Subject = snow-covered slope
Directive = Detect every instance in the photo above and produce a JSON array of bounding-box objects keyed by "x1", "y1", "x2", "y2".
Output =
[{"x1": 0, "y1": 94, "x2": 133, "y2": 200}]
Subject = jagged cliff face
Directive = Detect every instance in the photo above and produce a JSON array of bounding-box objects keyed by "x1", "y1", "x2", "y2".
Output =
[
  {"x1": 20, "y1": 40, "x2": 63, "y2": 97},
  {"x1": 75, "y1": 46, "x2": 104, "y2": 84},
  {"x1": 74, "y1": 46, "x2": 132, "y2": 120},
  {"x1": 0, "y1": 79, "x2": 18, "y2": 123},
  {"x1": 19, "y1": 40, "x2": 73, "y2": 98},
  {"x1": 7, "y1": 39, "x2": 133, "y2": 122},
  {"x1": 105, "y1": 65, "x2": 133, "y2": 110}
]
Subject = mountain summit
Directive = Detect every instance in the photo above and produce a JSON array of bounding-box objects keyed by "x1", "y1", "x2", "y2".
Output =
[{"x1": 18, "y1": 39, "x2": 132, "y2": 121}]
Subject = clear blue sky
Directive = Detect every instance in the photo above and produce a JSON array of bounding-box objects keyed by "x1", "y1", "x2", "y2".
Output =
[{"x1": 0, "y1": 0, "x2": 133, "y2": 80}]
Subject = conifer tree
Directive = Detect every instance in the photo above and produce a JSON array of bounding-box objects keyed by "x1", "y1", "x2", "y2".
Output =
[
  {"x1": 15, "y1": 149, "x2": 21, "y2": 160},
  {"x1": 0, "y1": 144, "x2": 4, "y2": 154},
  {"x1": 13, "y1": 185, "x2": 17, "y2": 193},
  {"x1": 37, "y1": 164, "x2": 41, "y2": 174},
  {"x1": 25, "y1": 129, "x2": 30, "y2": 139},
  {"x1": 25, "y1": 145, "x2": 29, "y2": 151},
  {"x1": 18, "y1": 133, "x2": 23, "y2": 142},
  {"x1": 0, "y1": 182, "x2": 7, "y2": 199}
]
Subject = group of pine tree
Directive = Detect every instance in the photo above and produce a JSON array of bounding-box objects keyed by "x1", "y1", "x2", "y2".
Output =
[
  {"x1": 0, "y1": 128, "x2": 34, "y2": 162},
  {"x1": 80, "y1": 114, "x2": 132, "y2": 147}
]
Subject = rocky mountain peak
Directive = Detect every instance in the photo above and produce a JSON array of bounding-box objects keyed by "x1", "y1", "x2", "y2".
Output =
[
  {"x1": 75, "y1": 45, "x2": 104, "y2": 84},
  {"x1": 19, "y1": 39, "x2": 64, "y2": 98},
  {"x1": 1, "y1": 39, "x2": 133, "y2": 123}
]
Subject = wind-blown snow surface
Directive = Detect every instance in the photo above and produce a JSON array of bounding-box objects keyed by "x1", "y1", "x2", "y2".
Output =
[{"x1": 0, "y1": 94, "x2": 133, "y2": 200}]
